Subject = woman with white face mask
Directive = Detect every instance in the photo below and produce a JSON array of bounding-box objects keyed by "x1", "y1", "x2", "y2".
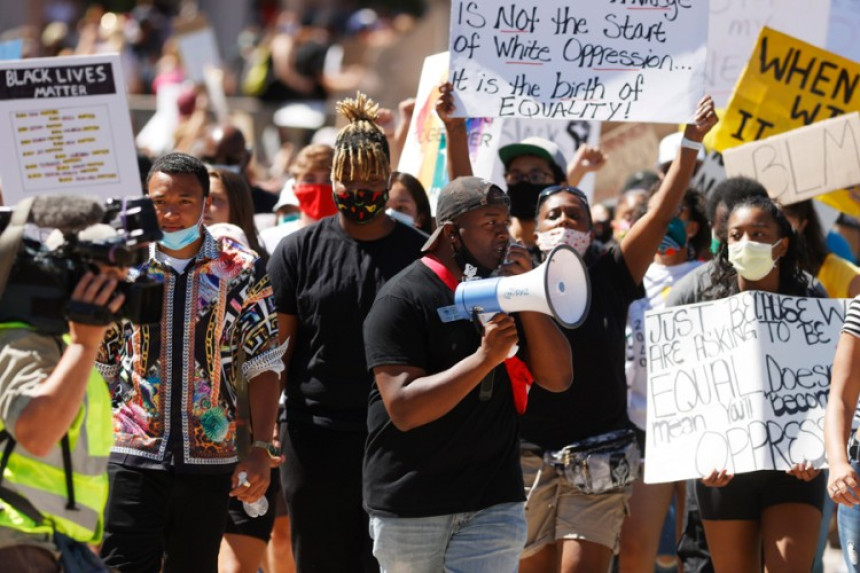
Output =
[{"x1": 694, "y1": 195, "x2": 824, "y2": 572}]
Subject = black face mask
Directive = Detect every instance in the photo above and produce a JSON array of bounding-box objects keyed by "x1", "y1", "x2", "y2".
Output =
[
  {"x1": 507, "y1": 182, "x2": 546, "y2": 220},
  {"x1": 452, "y1": 227, "x2": 495, "y2": 280}
]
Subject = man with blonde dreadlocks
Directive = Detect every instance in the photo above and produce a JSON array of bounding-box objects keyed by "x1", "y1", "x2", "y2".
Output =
[{"x1": 267, "y1": 92, "x2": 427, "y2": 572}]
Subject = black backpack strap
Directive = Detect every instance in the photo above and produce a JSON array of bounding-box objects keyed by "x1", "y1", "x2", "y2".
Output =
[
  {"x1": 0, "y1": 429, "x2": 45, "y2": 524},
  {"x1": 0, "y1": 429, "x2": 15, "y2": 484},
  {"x1": 60, "y1": 435, "x2": 76, "y2": 511}
]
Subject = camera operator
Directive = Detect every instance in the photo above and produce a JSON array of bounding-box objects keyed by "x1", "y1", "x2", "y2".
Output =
[{"x1": 0, "y1": 247, "x2": 126, "y2": 571}]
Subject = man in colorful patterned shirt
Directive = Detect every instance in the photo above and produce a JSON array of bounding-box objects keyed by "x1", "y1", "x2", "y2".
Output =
[{"x1": 96, "y1": 153, "x2": 284, "y2": 572}]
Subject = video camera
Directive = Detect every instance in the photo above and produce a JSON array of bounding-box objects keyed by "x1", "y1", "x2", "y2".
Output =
[{"x1": 0, "y1": 196, "x2": 165, "y2": 335}]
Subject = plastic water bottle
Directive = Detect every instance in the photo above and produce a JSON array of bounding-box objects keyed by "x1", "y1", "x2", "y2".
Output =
[{"x1": 237, "y1": 471, "x2": 269, "y2": 517}]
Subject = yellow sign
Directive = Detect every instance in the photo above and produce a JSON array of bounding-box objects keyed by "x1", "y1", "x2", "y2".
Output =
[
  {"x1": 709, "y1": 27, "x2": 860, "y2": 152},
  {"x1": 708, "y1": 27, "x2": 860, "y2": 213}
]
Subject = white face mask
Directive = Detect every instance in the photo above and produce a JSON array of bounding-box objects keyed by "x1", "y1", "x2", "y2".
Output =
[
  {"x1": 536, "y1": 227, "x2": 591, "y2": 255},
  {"x1": 728, "y1": 238, "x2": 783, "y2": 281}
]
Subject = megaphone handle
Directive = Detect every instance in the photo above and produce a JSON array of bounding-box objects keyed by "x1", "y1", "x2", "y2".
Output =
[
  {"x1": 478, "y1": 371, "x2": 494, "y2": 402},
  {"x1": 474, "y1": 311, "x2": 519, "y2": 360}
]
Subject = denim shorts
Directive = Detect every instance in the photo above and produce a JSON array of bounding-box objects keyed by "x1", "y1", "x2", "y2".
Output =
[{"x1": 369, "y1": 501, "x2": 526, "y2": 573}]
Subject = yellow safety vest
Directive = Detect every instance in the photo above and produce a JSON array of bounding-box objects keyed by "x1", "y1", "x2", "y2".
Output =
[{"x1": 0, "y1": 322, "x2": 112, "y2": 543}]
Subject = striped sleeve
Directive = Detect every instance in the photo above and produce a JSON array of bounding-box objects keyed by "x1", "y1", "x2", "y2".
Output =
[{"x1": 843, "y1": 296, "x2": 860, "y2": 338}]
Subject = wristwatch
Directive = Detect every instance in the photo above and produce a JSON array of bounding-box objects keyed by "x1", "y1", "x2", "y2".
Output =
[{"x1": 251, "y1": 440, "x2": 281, "y2": 460}]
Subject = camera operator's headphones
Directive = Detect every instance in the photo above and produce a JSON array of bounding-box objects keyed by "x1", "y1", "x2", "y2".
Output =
[{"x1": 0, "y1": 197, "x2": 34, "y2": 301}]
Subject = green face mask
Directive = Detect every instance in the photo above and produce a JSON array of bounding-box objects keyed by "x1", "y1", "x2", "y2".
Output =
[{"x1": 710, "y1": 235, "x2": 721, "y2": 255}]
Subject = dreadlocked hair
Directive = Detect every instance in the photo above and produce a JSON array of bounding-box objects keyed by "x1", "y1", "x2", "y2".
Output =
[{"x1": 332, "y1": 92, "x2": 391, "y2": 183}]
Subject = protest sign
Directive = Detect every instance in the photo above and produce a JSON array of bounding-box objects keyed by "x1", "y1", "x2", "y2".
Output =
[
  {"x1": 709, "y1": 27, "x2": 860, "y2": 153},
  {"x1": 399, "y1": 52, "x2": 599, "y2": 211},
  {"x1": 174, "y1": 21, "x2": 221, "y2": 84},
  {"x1": 398, "y1": 52, "x2": 499, "y2": 213},
  {"x1": 827, "y1": 0, "x2": 860, "y2": 64},
  {"x1": 691, "y1": 149, "x2": 727, "y2": 199},
  {"x1": 0, "y1": 54, "x2": 140, "y2": 205},
  {"x1": 643, "y1": 291, "x2": 848, "y2": 484},
  {"x1": 705, "y1": 0, "x2": 829, "y2": 108},
  {"x1": 723, "y1": 113, "x2": 860, "y2": 204},
  {"x1": 448, "y1": 0, "x2": 708, "y2": 123}
]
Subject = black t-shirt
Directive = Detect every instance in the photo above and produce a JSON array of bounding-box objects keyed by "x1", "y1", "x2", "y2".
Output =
[
  {"x1": 267, "y1": 216, "x2": 426, "y2": 432},
  {"x1": 363, "y1": 261, "x2": 525, "y2": 517},
  {"x1": 520, "y1": 245, "x2": 644, "y2": 451}
]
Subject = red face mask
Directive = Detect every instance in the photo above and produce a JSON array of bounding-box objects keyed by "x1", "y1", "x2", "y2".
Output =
[{"x1": 294, "y1": 183, "x2": 337, "y2": 220}]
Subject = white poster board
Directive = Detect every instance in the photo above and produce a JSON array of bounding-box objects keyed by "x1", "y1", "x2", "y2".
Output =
[
  {"x1": 0, "y1": 54, "x2": 141, "y2": 205},
  {"x1": 705, "y1": 0, "x2": 831, "y2": 108},
  {"x1": 399, "y1": 52, "x2": 602, "y2": 211},
  {"x1": 448, "y1": 0, "x2": 708, "y2": 124},
  {"x1": 175, "y1": 27, "x2": 221, "y2": 84},
  {"x1": 644, "y1": 291, "x2": 848, "y2": 484},
  {"x1": 723, "y1": 113, "x2": 860, "y2": 205}
]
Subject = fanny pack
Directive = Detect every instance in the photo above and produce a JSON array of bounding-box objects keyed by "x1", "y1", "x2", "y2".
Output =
[{"x1": 544, "y1": 429, "x2": 640, "y2": 495}]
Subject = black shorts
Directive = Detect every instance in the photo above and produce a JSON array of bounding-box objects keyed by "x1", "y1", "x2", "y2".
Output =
[
  {"x1": 224, "y1": 467, "x2": 281, "y2": 541},
  {"x1": 695, "y1": 469, "x2": 825, "y2": 521}
]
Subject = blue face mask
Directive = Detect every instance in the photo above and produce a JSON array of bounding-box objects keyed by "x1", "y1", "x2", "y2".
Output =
[{"x1": 159, "y1": 209, "x2": 204, "y2": 251}]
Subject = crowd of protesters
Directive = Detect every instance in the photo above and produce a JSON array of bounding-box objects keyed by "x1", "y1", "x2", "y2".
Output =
[{"x1": 4, "y1": 3, "x2": 860, "y2": 573}]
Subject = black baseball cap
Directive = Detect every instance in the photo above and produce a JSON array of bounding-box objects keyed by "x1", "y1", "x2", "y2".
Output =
[{"x1": 421, "y1": 176, "x2": 510, "y2": 252}]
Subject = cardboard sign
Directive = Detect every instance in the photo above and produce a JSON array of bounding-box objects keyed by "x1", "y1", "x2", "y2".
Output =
[
  {"x1": 705, "y1": 0, "x2": 830, "y2": 108},
  {"x1": 643, "y1": 291, "x2": 849, "y2": 484},
  {"x1": 723, "y1": 113, "x2": 860, "y2": 204},
  {"x1": 0, "y1": 54, "x2": 140, "y2": 205},
  {"x1": 709, "y1": 27, "x2": 860, "y2": 153},
  {"x1": 448, "y1": 0, "x2": 708, "y2": 123}
]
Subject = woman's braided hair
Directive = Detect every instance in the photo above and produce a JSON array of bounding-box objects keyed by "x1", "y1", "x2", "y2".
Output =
[{"x1": 332, "y1": 92, "x2": 391, "y2": 184}]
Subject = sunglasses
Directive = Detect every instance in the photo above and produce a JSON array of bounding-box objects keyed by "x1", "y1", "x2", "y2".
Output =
[{"x1": 536, "y1": 185, "x2": 590, "y2": 211}]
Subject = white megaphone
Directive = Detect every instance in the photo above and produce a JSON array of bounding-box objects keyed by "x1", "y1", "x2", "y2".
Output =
[{"x1": 437, "y1": 244, "x2": 591, "y2": 329}]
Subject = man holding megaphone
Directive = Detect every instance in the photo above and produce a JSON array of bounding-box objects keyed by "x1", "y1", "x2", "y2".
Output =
[{"x1": 362, "y1": 176, "x2": 573, "y2": 572}]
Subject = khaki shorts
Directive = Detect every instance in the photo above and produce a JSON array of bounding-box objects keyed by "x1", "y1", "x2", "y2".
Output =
[{"x1": 521, "y1": 451, "x2": 632, "y2": 558}]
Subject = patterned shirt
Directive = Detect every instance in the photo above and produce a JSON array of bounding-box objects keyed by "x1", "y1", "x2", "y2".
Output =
[{"x1": 96, "y1": 230, "x2": 284, "y2": 472}]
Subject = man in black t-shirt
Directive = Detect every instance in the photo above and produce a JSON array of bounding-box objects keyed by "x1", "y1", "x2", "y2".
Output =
[
  {"x1": 267, "y1": 93, "x2": 426, "y2": 572},
  {"x1": 363, "y1": 176, "x2": 572, "y2": 572}
]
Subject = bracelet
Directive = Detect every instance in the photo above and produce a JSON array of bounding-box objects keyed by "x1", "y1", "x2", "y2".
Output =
[{"x1": 680, "y1": 136, "x2": 704, "y2": 152}]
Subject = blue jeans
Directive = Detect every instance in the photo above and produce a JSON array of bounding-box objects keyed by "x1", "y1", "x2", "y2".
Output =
[
  {"x1": 369, "y1": 502, "x2": 527, "y2": 573},
  {"x1": 839, "y1": 461, "x2": 860, "y2": 572}
]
